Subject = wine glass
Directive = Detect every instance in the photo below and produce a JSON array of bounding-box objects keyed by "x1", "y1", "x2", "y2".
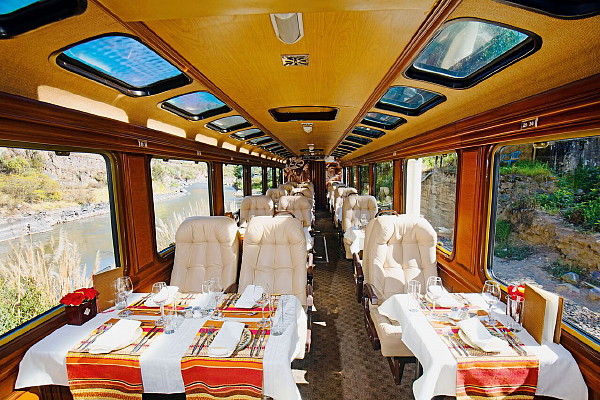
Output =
[
  {"x1": 482, "y1": 280, "x2": 501, "y2": 324},
  {"x1": 211, "y1": 277, "x2": 224, "y2": 320},
  {"x1": 254, "y1": 283, "x2": 270, "y2": 328},
  {"x1": 407, "y1": 280, "x2": 421, "y2": 313},
  {"x1": 152, "y1": 281, "x2": 167, "y2": 327},
  {"x1": 115, "y1": 276, "x2": 133, "y2": 316},
  {"x1": 426, "y1": 276, "x2": 443, "y2": 316},
  {"x1": 360, "y1": 214, "x2": 368, "y2": 229}
]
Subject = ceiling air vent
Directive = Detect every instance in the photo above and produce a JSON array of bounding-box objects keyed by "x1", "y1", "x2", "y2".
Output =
[{"x1": 281, "y1": 54, "x2": 309, "y2": 66}]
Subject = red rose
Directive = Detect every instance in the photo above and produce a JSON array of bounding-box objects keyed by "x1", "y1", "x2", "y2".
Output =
[
  {"x1": 507, "y1": 284, "x2": 525, "y2": 300},
  {"x1": 60, "y1": 292, "x2": 86, "y2": 306},
  {"x1": 75, "y1": 287, "x2": 99, "y2": 300}
]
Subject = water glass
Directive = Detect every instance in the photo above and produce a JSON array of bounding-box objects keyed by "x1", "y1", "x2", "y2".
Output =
[
  {"x1": 482, "y1": 280, "x2": 501, "y2": 324},
  {"x1": 115, "y1": 276, "x2": 133, "y2": 316},
  {"x1": 114, "y1": 289, "x2": 127, "y2": 310},
  {"x1": 254, "y1": 283, "x2": 270, "y2": 328},
  {"x1": 163, "y1": 306, "x2": 180, "y2": 334},
  {"x1": 271, "y1": 297, "x2": 287, "y2": 336},
  {"x1": 211, "y1": 277, "x2": 224, "y2": 320},
  {"x1": 506, "y1": 296, "x2": 524, "y2": 332},
  {"x1": 201, "y1": 280, "x2": 213, "y2": 315},
  {"x1": 407, "y1": 280, "x2": 421, "y2": 312},
  {"x1": 152, "y1": 281, "x2": 168, "y2": 327}
]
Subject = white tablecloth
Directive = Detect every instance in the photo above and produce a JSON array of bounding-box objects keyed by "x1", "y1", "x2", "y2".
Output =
[
  {"x1": 16, "y1": 294, "x2": 306, "y2": 400},
  {"x1": 344, "y1": 228, "x2": 365, "y2": 254},
  {"x1": 378, "y1": 293, "x2": 588, "y2": 400}
]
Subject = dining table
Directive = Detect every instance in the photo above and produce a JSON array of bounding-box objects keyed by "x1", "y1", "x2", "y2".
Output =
[
  {"x1": 16, "y1": 292, "x2": 307, "y2": 400},
  {"x1": 377, "y1": 293, "x2": 588, "y2": 400},
  {"x1": 344, "y1": 227, "x2": 365, "y2": 254}
]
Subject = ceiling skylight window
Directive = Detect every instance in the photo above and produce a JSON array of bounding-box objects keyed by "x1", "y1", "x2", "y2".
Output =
[
  {"x1": 352, "y1": 126, "x2": 386, "y2": 138},
  {"x1": 230, "y1": 128, "x2": 265, "y2": 141},
  {"x1": 0, "y1": 0, "x2": 86, "y2": 38},
  {"x1": 340, "y1": 142, "x2": 361, "y2": 149},
  {"x1": 376, "y1": 86, "x2": 446, "y2": 116},
  {"x1": 346, "y1": 135, "x2": 373, "y2": 145},
  {"x1": 205, "y1": 115, "x2": 251, "y2": 133},
  {"x1": 361, "y1": 112, "x2": 406, "y2": 130},
  {"x1": 249, "y1": 137, "x2": 274, "y2": 146},
  {"x1": 57, "y1": 34, "x2": 191, "y2": 96},
  {"x1": 406, "y1": 19, "x2": 541, "y2": 88},
  {"x1": 161, "y1": 92, "x2": 230, "y2": 121}
]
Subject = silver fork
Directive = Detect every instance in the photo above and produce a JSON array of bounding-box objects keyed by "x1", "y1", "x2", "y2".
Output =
[{"x1": 78, "y1": 322, "x2": 113, "y2": 351}]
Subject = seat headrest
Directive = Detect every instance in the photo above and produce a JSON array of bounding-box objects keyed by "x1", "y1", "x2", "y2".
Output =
[
  {"x1": 244, "y1": 215, "x2": 305, "y2": 246},
  {"x1": 175, "y1": 216, "x2": 238, "y2": 244},
  {"x1": 369, "y1": 214, "x2": 437, "y2": 245},
  {"x1": 240, "y1": 195, "x2": 274, "y2": 210}
]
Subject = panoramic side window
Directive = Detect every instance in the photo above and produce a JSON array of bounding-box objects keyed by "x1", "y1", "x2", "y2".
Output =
[
  {"x1": 0, "y1": 147, "x2": 117, "y2": 337},
  {"x1": 405, "y1": 152, "x2": 457, "y2": 251},
  {"x1": 375, "y1": 161, "x2": 394, "y2": 210},
  {"x1": 490, "y1": 137, "x2": 600, "y2": 343},
  {"x1": 150, "y1": 159, "x2": 210, "y2": 252},
  {"x1": 348, "y1": 166, "x2": 355, "y2": 187},
  {"x1": 251, "y1": 166, "x2": 263, "y2": 194},
  {"x1": 359, "y1": 165, "x2": 369, "y2": 195},
  {"x1": 271, "y1": 167, "x2": 278, "y2": 188},
  {"x1": 223, "y1": 164, "x2": 244, "y2": 214}
]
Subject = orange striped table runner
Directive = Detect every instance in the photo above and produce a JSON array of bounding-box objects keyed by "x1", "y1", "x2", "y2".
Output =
[
  {"x1": 425, "y1": 301, "x2": 539, "y2": 399},
  {"x1": 66, "y1": 319, "x2": 163, "y2": 400},
  {"x1": 181, "y1": 320, "x2": 269, "y2": 399}
]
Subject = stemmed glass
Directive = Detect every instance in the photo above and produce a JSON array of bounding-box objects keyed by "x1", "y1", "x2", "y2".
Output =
[
  {"x1": 116, "y1": 276, "x2": 133, "y2": 316},
  {"x1": 211, "y1": 277, "x2": 224, "y2": 320},
  {"x1": 360, "y1": 215, "x2": 368, "y2": 229},
  {"x1": 482, "y1": 280, "x2": 501, "y2": 324},
  {"x1": 426, "y1": 276, "x2": 443, "y2": 316},
  {"x1": 254, "y1": 283, "x2": 270, "y2": 328},
  {"x1": 152, "y1": 281, "x2": 167, "y2": 327}
]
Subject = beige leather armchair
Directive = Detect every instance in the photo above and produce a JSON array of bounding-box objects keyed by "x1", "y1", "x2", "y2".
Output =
[
  {"x1": 341, "y1": 195, "x2": 377, "y2": 259},
  {"x1": 238, "y1": 215, "x2": 314, "y2": 351},
  {"x1": 328, "y1": 183, "x2": 345, "y2": 213},
  {"x1": 279, "y1": 195, "x2": 314, "y2": 250},
  {"x1": 265, "y1": 187, "x2": 287, "y2": 208},
  {"x1": 170, "y1": 216, "x2": 239, "y2": 293},
  {"x1": 278, "y1": 183, "x2": 294, "y2": 194},
  {"x1": 333, "y1": 187, "x2": 358, "y2": 227},
  {"x1": 239, "y1": 195, "x2": 274, "y2": 226},
  {"x1": 355, "y1": 214, "x2": 437, "y2": 384}
]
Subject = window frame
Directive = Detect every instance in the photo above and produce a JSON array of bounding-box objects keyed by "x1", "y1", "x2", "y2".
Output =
[
  {"x1": 374, "y1": 161, "x2": 394, "y2": 209},
  {"x1": 352, "y1": 126, "x2": 386, "y2": 139},
  {"x1": 345, "y1": 135, "x2": 372, "y2": 146},
  {"x1": 0, "y1": 145, "x2": 120, "y2": 345},
  {"x1": 230, "y1": 128, "x2": 265, "y2": 141},
  {"x1": 205, "y1": 115, "x2": 252, "y2": 134},
  {"x1": 160, "y1": 91, "x2": 231, "y2": 121},
  {"x1": 375, "y1": 86, "x2": 446, "y2": 116},
  {"x1": 486, "y1": 139, "x2": 600, "y2": 350},
  {"x1": 222, "y1": 163, "x2": 245, "y2": 215},
  {"x1": 404, "y1": 151, "x2": 459, "y2": 256},
  {"x1": 0, "y1": 0, "x2": 87, "y2": 39},
  {"x1": 496, "y1": 0, "x2": 600, "y2": 18},
  {"x1": 404, "y1": 18, "x2": 542, "y2": 89},
  {"x1": 250, "y1": 165, "x2": 263, "y2": 195},
  {"x1": 56, "y1": 33, "x2": 192, "y2": 97},
  {"x1": 361, "y1": 112, "x2": 407, "y2": 130}
]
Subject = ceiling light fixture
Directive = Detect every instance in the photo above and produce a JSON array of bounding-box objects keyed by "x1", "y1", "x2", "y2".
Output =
[
  {"x1": 302, "y1": 123, "x2": 313, "y2": 133},
  {"x1": 270, "y1": 13, "x2": 304, "y2": 44}
]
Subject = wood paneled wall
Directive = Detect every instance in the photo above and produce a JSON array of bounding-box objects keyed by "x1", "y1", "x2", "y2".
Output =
[{"x1": 311, "y1": 161, "x2": 326, "y2": 209}]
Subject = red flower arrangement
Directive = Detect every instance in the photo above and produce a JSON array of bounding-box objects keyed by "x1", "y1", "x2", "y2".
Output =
[
  {"x1": 507, "y1": 284, "x2": 525, "y2": 300},
  {"x1": 60, "y1": 287, "x2": 99, "y2": 306}
]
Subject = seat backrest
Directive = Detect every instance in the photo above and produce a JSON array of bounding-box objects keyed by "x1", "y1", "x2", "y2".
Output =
[
  {"x1": 342, "y1": 195, "x2": 378, "y2": 231},
  {"x1": 239, "y1": 195, "x2": 274, "y2": 225},
  {"x1": 363, "y1": 214, "x2": 437, "y2": 301},
  {"x1": 266, "y1": 188, "x2": 286, "y2": 203},
  {"x1": 334, "y1": 187, "x2": 358, "y2": 211},
  {"x1": 298, "y1": 182, "x2": 314, "y2": 193},
  {"x1": 292, "y1": 187, "x2": 313, "y2": 198},
  {"x1": 239, "y1": 215, "x2": 307, "y2": 304},
  {"x1": 278, "y1": 183, "x2": 293, "y2": 194},
  {"x1": 171, "y1": 216, "x2": 239, "y2": 292},
  {"x1": 278, "y1": 195, "x2": 313, "y2": 227}
]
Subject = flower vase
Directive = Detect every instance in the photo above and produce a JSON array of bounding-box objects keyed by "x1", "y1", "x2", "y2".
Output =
[
  {"x1": 64, "y1": 297, "x2": 98, "y2": 325},
  {"x1": 506, "y1": 296, "x2": 524, "y2": 332}
]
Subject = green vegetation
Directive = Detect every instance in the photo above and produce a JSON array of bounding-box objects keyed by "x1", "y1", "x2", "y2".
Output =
[
  {"x1": 251, "y1": 167, "x2": 263, "y2": 194},
  {"x1": 536, "y1": 166, "x2": 600, "y2": 232},
  {"x1": 422, "y1": 153, "x2": 457, "y2": 173},
  {"x1": 222, "y1": 164, "x2": 243, "y2": 191},
  {"x1": 375, "y1": 162, "x2": 393, "y2": 204},
  {"x1": 154, "y1": 200, "x2": 210, "y2": 251},
  {"x1": 0, "y1": 231, "x2": 96, "y2": 336},
  {"x1": 151, "y1": 159, "x2": 207, "y2": 194},
  {"x1": 500, "y1": 160, "x2": 553, "y2": 179},
  {"x1": 493, "y1": 219, "x2": 533, "y2": 260}
]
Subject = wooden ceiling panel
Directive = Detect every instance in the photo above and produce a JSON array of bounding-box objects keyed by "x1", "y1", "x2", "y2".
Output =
[{"x1": 145, "y1": 6, "x2": 436, "y2": 153}]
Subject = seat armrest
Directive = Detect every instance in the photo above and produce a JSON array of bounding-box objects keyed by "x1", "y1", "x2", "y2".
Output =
[
  {"x1": 307, "y1": 253, "x2": 314, "y2": 284},
  {"x1": 352, "y1": 253, "x2": 363, "y2": 282},
  {"x1": 224, "y1": 283, "x2": 238, "y2": 293},
  {"x1": 306, "y1": 283, "x2": 313, "y2": 353},
  {"x1": 364, "y1": 283, "x2": 379, "y2": 306}
]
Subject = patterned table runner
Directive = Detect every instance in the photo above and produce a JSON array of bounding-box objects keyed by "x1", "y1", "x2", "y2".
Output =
[
  {"x1": 217, "y1": 293, "x2": 280, "y2": 319},
  {"x1": 422, "y1": 295, "x2": 539, "y2": 400},
  {"x1": 119, "y1": 293, "x2": 196, "y2": 317},
  {"x1": 181, "y1": 320, "x2": 270, "y2": 399},
  {"x1": 66, "y1": 319, "x2": 164, "y2": 400}
]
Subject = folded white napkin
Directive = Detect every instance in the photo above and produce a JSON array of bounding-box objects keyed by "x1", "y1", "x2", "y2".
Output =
[
  {"x1": 208, "y1": 321, "x2": 245, "y2": 357},
  {"x1": 89, "y1": 319, "x2": 141, "y2": 354},
  {"x1": 426, "y1": 286, "x2": 460, "y2": 308},
  {"x1": 189, "y1": 293, "x2": 211, "y2": 309},
  {"x1": 457, "y1": 317, "x2": 510, "y2": 353},
  {"x1": 235, "y1": 285, "x2": 262, "y2": 308},
  {"x1": 145, "y1": 286, "x2": 179, "y2": 307}
]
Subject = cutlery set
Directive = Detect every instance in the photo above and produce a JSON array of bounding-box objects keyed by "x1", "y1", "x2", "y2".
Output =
[
  {"x1": 250, "y1": 328, "x2": 267, "y2": 357},
  {"x1": 191, "y1": 327, "x2": 216, "y2": 356},
  {"x1": 131, "y1": 325, "x2": 161, "y2": 353},
  {"x1": 222, "y1": 294, "x2": 240, "y2": 309},
  {"x1": 492, "y1": 326, "x2": 527, "y2": 356},
  {"x1": 77, "y1": 322, "x2": 113, "y2": 351}
]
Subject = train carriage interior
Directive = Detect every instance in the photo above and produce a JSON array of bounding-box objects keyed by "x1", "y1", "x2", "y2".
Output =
[{"x1": 0, "y1": 0, "x2": 599, "y2": 399}]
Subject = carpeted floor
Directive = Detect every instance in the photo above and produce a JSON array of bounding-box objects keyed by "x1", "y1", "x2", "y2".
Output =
[{"x1": 292, "y1": 209, "x2": 416, "y2": 400}]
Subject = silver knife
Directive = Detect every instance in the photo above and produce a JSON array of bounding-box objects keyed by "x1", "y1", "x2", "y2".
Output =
[
  {"x1": 191, "y1": 329, "x2": 208, "y2": 355},
  {"x1": 450, "y1": 335, "x2": 469, "y2": 357},
  {"x1": 195, "y1": 327, "x2": 215, "y2": 355},
  {"x1": 132, "y1": 325, "x2": 158, "y2": 353},
  {"x1": 250, "y1": 328, "x2": 263, "y2": 357},
  {"x1": 257, "y1": 329, "x2": 267, "y2": 357},
  {"x1": 78, "y1": 323, "x2": 112, "y2": 351},
  {"x1": 445, "y1": 334, "x2": 463, "y2": 357}
]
